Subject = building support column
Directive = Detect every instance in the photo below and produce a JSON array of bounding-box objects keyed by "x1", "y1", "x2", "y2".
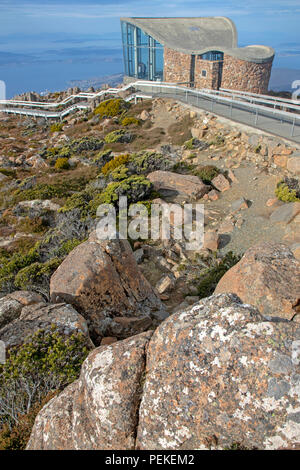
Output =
[{"x1": 134, "y1": 26, "x2": 138, "y2": 78}]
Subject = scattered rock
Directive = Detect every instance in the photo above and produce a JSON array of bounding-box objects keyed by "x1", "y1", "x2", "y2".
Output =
[
  {"x1": 14, "y1": 199, "x2": 60, "y2": 216},
  {"x1": 26, "y1": 155, "x2": 48, "y2": 169},
  {"x1": 140, "y1": 110, "x2": 150, "y2": 121},
  {"x1": 215, "y1": 242, "x2": 300, "y2": 320},
  {"x1": 155, "y1": 274, "x2": 175, "y2": 294},
  {"x1": 227, "y1": 169, "x2": 238, "y2": 183},
  {"x1": 211, "y1": 174, "x2": 231, "y2": 192},
  {"x1": 231, "y1": 197, "x2": 249, "y2": 213},
  {"x1": 207, "y1": 189, "x2": 219, "y2": 201},
  {"x1": 291, "y1": 243, "x2": 300, "y2": 261},
  {"x1": 191, "y1": 127, "x2": 205, "y2": 139}
]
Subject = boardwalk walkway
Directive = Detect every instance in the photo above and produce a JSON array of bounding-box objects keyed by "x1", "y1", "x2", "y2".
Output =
[{"x1": 1, "y1": 81, "x2": 300, "y2": 145}]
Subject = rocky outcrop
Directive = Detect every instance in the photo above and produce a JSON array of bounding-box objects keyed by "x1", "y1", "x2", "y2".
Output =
[
  {"x1": 27, "y1": 293, "x2": 300, "y2": 450},
  {"x1": 215, "y1": 242, "x2": 300, "y2": 321},
  {"x1": 147, "y1": 171, "x2": 210, "y2": 201},
  {"x1": 0, "y1": 302, "x2": 92, "y2": 349},
  {"x1": 50, "y1": 232, "x2": 167, "y2": 343}
]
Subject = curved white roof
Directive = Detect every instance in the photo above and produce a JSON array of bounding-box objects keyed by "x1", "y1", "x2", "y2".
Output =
[{"x1": 121, "y1": 17, "x2": 275, "y2": 63}]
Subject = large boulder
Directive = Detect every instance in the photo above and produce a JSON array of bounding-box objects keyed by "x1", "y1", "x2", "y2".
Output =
[
  {"x1": 28, "y1": 294, "x2": 300, "y2": 450},
  {"x1": 215, "y1": 243, "x2": 300, "y2": 321},
  {"x1": 27, "y1": 331, "x2": 153, "y2": 450},
  {"x1": 0, "y1": 302, "x2": 92, "y2": 349},
  {"x1": 50, "y1": 233, "x2": 166, "y2": 343},
  {"x1": 147, "y1": 171, "x2": 210, "y2": 201}
]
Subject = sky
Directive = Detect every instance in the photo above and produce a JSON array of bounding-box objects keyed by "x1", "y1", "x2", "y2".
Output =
[{"x1": 0, "y1": 0, "x2": 300, "y2": 96}]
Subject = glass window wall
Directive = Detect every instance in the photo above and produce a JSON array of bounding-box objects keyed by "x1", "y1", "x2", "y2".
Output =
[{"x1": 121, "y1": 21, "x2": 164, "y2": 81}]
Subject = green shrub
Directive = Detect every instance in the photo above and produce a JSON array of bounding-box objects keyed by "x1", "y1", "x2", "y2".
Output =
[
  {"x1": 109, "y1": 164, "x2": 129, "y2": 181},
  {"x1": 197, "y1": 252, "x2": 240, "y2": 299},
  {"x1": 104, "y1": 129, "x2": 131, "y2": 144},
  {"x1": 128, "y1": 151, "x2": 172, "y2": 175},
  {"x1": 275, "y1": 181, "x2": 300, "y2": 202},
  {"x1": 59, "y1": 190, "x2": 92, "y2": 218},
  {"x1": 55, "y1": 238, "x2": 83, "y2": 257},
  {"x1": 47, "y1": 147, "x2": 60, "y2": 156},
  {"x1": 0, "y1": 328, "x2": 90, "y2": 448},
  {"x1": 93, "y1": 149, "x2": 113, "y2": 166},
  {"x1": 70, "y1": 137, "x2": 104, "y2": 153},
  {"x1": 92, "y1": 175, "x2": 152, "y2": 209},
  {"x1": 14, "y1": 257, "x2": 61, "y2": 291},
  {"x1": 0, "y1": 243, "x2": 40, "y2": 291},
  {"x1": 101, "y1": 154, "x2": 130, "y2": 176},
  {"x1": 94, "y1": 98, "x2": 129, "y2": 118},
  {"x1": 121, "y1": 117, "x2": 140, "y2": 127},
  {"x1": 0, "y1": 168, "x2": 16, "y2": 178},
  {"x1": 254, "y1": 144, "x2": 262, "y2": 154},
  {"x1": 194, "y1": 165, "x2": 220, "y2": 183},
  {"x1": 55, "y1": 157, "x2": 70, "y2": 170},
  {"x1": 12, "y1": 176, "x2": 91, "y2": 203},
  {"x1": 50, "y1": 123, "x2": 63, "y2": 133},
  {"x1": 43, "y1": 138, "x2": 104, "y2": 161},
  {"x1": 13, "y1": 184, "x2": 66, "y2": 202},
  {"x1": 184, "y1": 138, "x2": 197, "y2": 150}
]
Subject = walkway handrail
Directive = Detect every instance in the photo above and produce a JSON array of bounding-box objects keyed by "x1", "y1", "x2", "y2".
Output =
[
  {"x1": 203, "y1": 88, "x2": 300, "y2": 113},
  {"x1": 133, "y1": 81, "x2": 300, "y2": 122},
  {"x1": 0, "y1": 83, "x2": 134, "y2": 109},
  {"x1": 220, "y1": 87, "x2": 300, "y2": 106},
  {"x1": 1, "y1": 80, "x2": 300, "y2": 141}
]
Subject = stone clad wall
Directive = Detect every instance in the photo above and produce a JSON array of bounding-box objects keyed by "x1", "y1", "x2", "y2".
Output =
[
  {"x1": 221, "y1": 54, "x2": 274, "y2": 94},
  {"x1": 194, "y1": 57, "x2": 220, "y2": 89},
  {"x1": 163, "y1": 47, "x2": 273, "y2": 94},
  {"x1": 164, "y1": 47, "x2": 192, "y2": 84}
]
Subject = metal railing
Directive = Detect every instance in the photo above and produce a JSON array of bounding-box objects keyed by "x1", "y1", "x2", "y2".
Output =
[
  {"x1": 132, "y1": 81, "x2": 300, "y2": 139},
  {"x1": 1, "y1": 80, "x2": 300, "y2": 142}
]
